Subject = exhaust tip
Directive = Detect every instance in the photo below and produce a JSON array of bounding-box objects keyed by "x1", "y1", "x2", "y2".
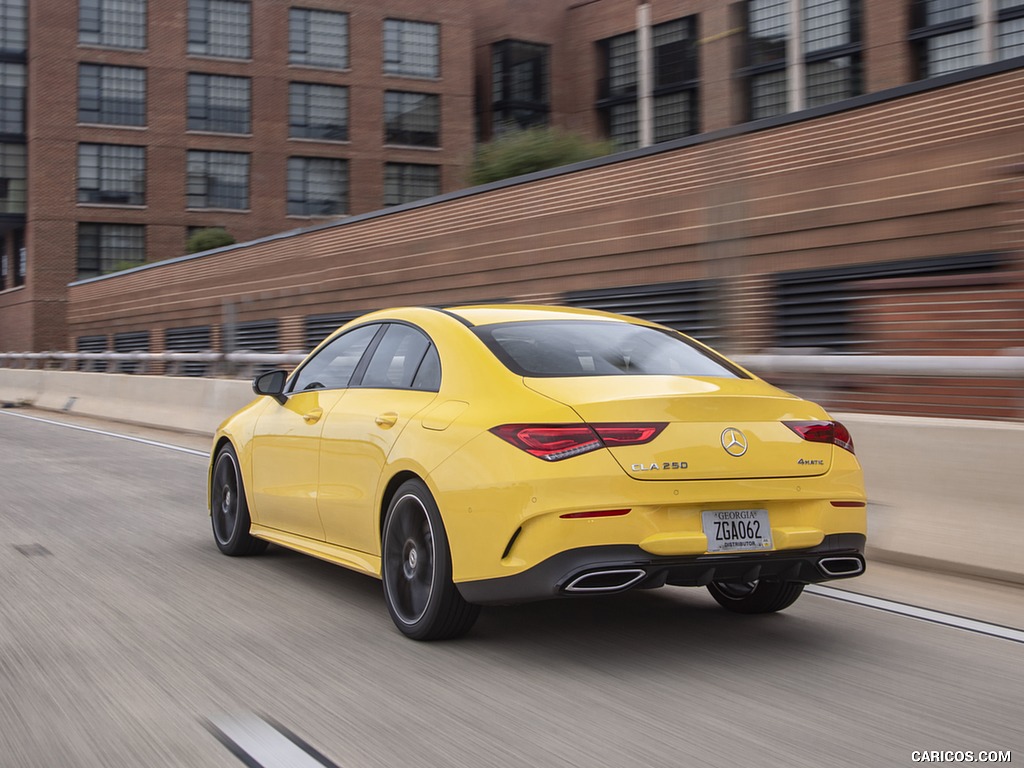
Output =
[
  {"x1": 564, "y1": 569, "x2": 647, "y2": 593},
  {"x1": 818, "y1": 556, "x2": 864, "y2": 578}
]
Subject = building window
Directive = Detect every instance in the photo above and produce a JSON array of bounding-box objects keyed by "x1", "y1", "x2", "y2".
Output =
[
  {"x1": 78, "y1": 143, "x2": 146, "y2": 206},
  {"x1": 383, "y1": 19, "x2": 440, "y2": 78},
  {"x1": 79, "y1": 0, "x2": 147, "y2": 49},
  {"x1": 289, "y1": 83, "x2": 348, "y2": 141},
  {"x1": 910, "y1": 0, "x2": 980, "y2": 77},
  {"x1": 741, "y1": 0, "x2": 862, "y2": 119},
  {"x1": 77, "y1": 223, "x2": 145, "y2": 278},
  {"x1": 0, "y1": 62, "x2": 26, "y2": 135},
  {"x1": 287, "y1": 157, "x2": 348, "y2": 217},
  {"x1": 0, "y1": 0, "x2": 27, "y2": 54},
  {"x1": 384, "y1": 163, "x2": 439, "y2": 206},
  {"x1": 78, "y1": 64, "x2": 146, "y2": 126},
  {"x1": 187, "y1": 73, "x2": 250, "y2": 133},
  {"x1": 384, "y1": 91, "x2": 440, "y2": 147},
  {"x1": 997, "y1": 1, "x2": 1024, "y2": 58},
  {"x1": 491, "y1": 40, "x2": 550, "y2": 135},
  {"x1": 186, "y1": 150, "x2": 249, "y2": 209},
  {"x1": 0, "y1": 143, "x2": 26, "y2": 214},
  {"x1": 289, "y1": 8, "x2": 348, "y2": 69},
  {"x1": 188, "y1": 0, "x2": 250, "y2": 59},
  {"x1": 597, "y1": 17, "x2": 699, "y2": 149}
]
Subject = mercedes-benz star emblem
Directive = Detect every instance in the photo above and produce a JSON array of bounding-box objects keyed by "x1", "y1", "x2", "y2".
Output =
[{"x1": 721, "y1": 428, "x2": 748, "y2": 457}]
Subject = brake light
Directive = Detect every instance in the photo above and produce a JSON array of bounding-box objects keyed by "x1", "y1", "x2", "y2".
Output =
[
  {"x1": 490, "y1": 423, "x2": 666, "y2": 461},
  {"x1": 560, "y1": 509, "x2": 631, "y2": 519},
  {"x1": 784, "y1": 420, "x2": 855, "y2": 454}
]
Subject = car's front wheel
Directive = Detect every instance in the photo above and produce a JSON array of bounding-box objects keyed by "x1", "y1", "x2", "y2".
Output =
[
  {"x1": 381, "y1": 479, "x2": 479, "y2": 640},
  {"x1": 210, "y1": 444, "x2": 268, "y2": 556},
  {"x1": 707, "y1": 580, "x2": 804, "y2": 614}
]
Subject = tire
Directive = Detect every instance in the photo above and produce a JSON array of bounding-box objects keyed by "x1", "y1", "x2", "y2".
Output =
[
  {"x1": 707, "y1": 580, "x2": 804, "y2": 614},
  {"x1": 210, "y1": 444, "x2": 268, "y2": 557},
  {"x1": 381, "y1": 479, "x2": 480, "y2": 640}
]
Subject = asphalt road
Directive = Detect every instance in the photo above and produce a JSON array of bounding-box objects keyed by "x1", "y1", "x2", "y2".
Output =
[{"x1": 0, "y1": 411, "x2": 1020, "y2": 768}]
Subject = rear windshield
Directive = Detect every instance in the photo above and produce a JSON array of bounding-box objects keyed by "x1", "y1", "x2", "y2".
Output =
[{"x1": 475, "y1": 320, "x2": 745, "y2": 378}]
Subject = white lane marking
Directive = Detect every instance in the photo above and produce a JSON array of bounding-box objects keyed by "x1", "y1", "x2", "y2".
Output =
[
  {"x1": 208, "y1": 714, "x2": 339, "y2": 767},
  {"x1": 807, "y1": 584, "x2": 1024, "y2": 644},
  {"x1": 0, "y1": 409, "x2": 208, "y2": 458}
]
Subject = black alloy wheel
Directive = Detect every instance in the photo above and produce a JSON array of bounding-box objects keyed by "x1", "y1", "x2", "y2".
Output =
[
  {"x1": 381, "y1": 479, "x2": 479, "y2": 640},
  {"x1": 707, "y1": 579, "x2": 805, "y2": 614},
  {"x1": 210, "y1": 445, "x2": 268, "y2": 556}
]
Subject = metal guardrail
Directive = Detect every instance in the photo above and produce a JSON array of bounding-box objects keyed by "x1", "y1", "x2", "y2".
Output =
[{"x1": 1, "y1": 350, "x2": 1023, "y2": 378}]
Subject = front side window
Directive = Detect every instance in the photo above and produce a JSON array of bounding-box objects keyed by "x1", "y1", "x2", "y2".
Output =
[
  {"x1": 383, "y1": 19, "x2": 440, "y2": 78},
  {"x1": 78, "y1": 143, "x2": 146, "y2": 205},
  {"x1": 186, "y1": 150, "x2": 249, "y2": 209},
  {"x1": 289, "y1": 8, "x2": 348, "y2": 69},
  {"x1": 360, "y1": 324, "x2": 436, "y2": 390},
  {"x1": 291, "y1": 323, "x2": 380, "y2": 392},
  {"x1": 384, "y1": 91, "x2": 439, "y2": 147},
  {"x1": 0, "y1": 62, "x2": 26, "y2": 134},
  {"x1": 79, "y1": 64, "x2": 146, "y2": 126},
  {"x1": 187, "y1": 73, "x2": 250, "y2": 133},
  {"x1": 289, "y1": 82, "x2": 348, "y2": 140},
  {"x1": 476, "y1": 321, "x2": 743, "y2": 378},
  {"x1": 188, "y1": 0, "x2": 250, "y2": 59},
  {"x1": 384, "y1": 163, "x2": 439, "y2": 206},
  {"x1": 77, "y1": 223, "x2": 145, "y2": 278},
  {"x1": 287, "y1": 156, "x2": 347, "y2": 217},
  {"x1": 79, "y1": 0, "x2": 147, "y2": 49}
]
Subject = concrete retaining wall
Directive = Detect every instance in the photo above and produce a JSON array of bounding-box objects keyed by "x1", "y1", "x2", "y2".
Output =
[{"x1": 2, "y1": 369, "x2": 1021, "y2": 584}]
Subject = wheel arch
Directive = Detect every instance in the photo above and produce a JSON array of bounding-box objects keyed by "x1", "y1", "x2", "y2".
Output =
[{"x1": 379, "y1": 470, "x2": 425, "y2": 543}]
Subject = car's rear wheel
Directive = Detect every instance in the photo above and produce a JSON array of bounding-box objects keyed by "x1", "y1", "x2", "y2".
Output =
[
  {"x1": 210, "y1": 444, "x2": 268, "y2": 556},
  {"x1": 381, "y1": 479, "x2": 479, "y2": 640},
  {"x1": 707, "y1": 580, "x2": 804, "y2": 614}
]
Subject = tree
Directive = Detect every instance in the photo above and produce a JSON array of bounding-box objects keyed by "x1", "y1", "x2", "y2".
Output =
[
  {"x1": 186, "y1": 227, "x2": 236, "y2": 254},
  {"x1": 469, "y1": 127, "x2": 615, "y2": 186}
]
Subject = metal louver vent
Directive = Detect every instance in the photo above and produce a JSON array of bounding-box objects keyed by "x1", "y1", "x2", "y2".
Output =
[
  {"x1": 563, "y1": 279, "x2": 722, "y2": 344},
  {"x1": 76, "y1": 335, "x2": 108, "y2": 371},
  {"x1": 234, "y1": 320, "x2": 279, "y2": 353},
  {"x1": 775, "y1": 253, "x2": 1006, "y2": 351},
  {"x1": 305, "y1": 312, "x2": 361, "y2": 350},
  {"x1": 114, "y1": 331, "x2": 150, "y2": 374},
  {"x1": 165, "y1": 325, "x2": 213, "y2": 377}
]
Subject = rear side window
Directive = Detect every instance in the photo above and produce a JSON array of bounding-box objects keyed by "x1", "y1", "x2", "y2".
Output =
[
  {"x1": 475, "y1": 320, "x2": 744, "y2": 378},
  {"x1": 360, "y1": 323, "x2": 437, "y2": 390}
]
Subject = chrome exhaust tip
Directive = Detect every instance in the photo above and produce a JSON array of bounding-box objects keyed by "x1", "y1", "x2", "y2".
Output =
[
  {"x1": 564, "y1": 569, "x2": 647, "y2": 593},
  {"x1": 818, "y1": 556, "x2": 865, "y2": 578}
]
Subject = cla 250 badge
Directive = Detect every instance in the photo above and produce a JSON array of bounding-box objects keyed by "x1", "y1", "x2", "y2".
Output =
[{"x1": 632, "y1": 461, "x2": 689, "y2": 471}]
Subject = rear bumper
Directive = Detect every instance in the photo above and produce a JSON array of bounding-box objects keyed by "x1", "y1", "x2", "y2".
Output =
[{"x1": 456, "y1": 533, "x2": 866, "y2": 605}]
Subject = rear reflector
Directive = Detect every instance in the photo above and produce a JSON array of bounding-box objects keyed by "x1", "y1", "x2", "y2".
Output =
[
  {"x1": 560, "y1": 509, "x2": 631, "y2": 519},
  {"x1": 830, "y1": 501, "x2": 866, "y2": 508},
  {"x1": 783, "y1": 420, "x2": 856, "y2": 454},
  {"x1": 490, "y1": 423, "x2": 666, "y2": 461}
]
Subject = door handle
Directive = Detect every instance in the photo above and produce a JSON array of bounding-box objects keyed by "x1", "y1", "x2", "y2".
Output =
[
  {"x1": 375, "y1": 412, "x2": 399, "y2": 428},
  {"x1": 302, "y1": 408, "x2": 323, "y2": 424}
]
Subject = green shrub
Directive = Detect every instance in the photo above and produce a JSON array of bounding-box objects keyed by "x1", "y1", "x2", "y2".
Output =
[
  {"x1": 470, "y1": 127, "x2": 615, "y2": 186},
  {"x1": 186, "y1": 227, "x2": 236, "y2": 254}
]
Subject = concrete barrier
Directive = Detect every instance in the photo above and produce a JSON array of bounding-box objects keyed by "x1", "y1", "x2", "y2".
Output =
[{"x1": 1, "y1": 368, "x2": 1021, "y2": 584}]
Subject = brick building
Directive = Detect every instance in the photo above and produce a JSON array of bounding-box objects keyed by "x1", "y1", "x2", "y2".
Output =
[{"x1": 2, "y1": 0, "x2": 1024, "y2": 359}]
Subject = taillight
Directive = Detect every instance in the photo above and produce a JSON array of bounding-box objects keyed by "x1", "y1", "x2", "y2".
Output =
[
  {"x1": 784, "y1": 420, "x2": 855, "y2": 454},
  {"x1": 490, "y1": 423, "x2": 666, "y2": 462}
]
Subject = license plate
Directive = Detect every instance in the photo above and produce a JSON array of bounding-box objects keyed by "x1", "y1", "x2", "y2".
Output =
[{"x1": 702, "y1": 509, "x2": 772, "y2": 553}]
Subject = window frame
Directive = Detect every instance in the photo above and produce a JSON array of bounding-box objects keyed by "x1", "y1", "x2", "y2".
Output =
[
  {"x1": 288, "y1": 82, "x2": 349, "y2": 141},
  {"x1": 383, "y1": 18, "x2": 441, "y2": 78},
  {"x1": 187, "y1": 0, "x2": 251, "y2": 60},
  {"x1": 77, "y1": 142, "x2": 147, "y2": 206},
  {"x1": 286, "y1": 156, "x2": 348, "y2": 217},
  {"x1": 187, "y1": 72, "x2": 251, "y2": 134},
  {"x1": 289, "y1": 7, "x2": 349, "y2": 70},
  {"x1": 186, "y1": 149, "x2": 250, "y2": 210},
  {"x1": 383, "y1": 90, "x2": 440, "y2": 147}
]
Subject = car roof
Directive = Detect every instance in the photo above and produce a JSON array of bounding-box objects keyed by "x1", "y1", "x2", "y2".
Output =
[{"x1": 442, "y1": 304, "x2": 646, "y2": 327}]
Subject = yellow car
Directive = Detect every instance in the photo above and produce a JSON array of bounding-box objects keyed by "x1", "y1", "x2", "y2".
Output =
[{"x1": 209, "y1": 305, "x2": 866, "y2": 640}]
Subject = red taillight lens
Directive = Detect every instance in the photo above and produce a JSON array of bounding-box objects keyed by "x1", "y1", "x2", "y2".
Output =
[
  {"x1": 784, "y1": 420, "x2": 855, "y2": 454},
  {"x1": 490, "y1": 423, "x2": 666, "y2": 461},
  {"x1": 560, "y1": 509, "x2": 631, "y2": 519}
]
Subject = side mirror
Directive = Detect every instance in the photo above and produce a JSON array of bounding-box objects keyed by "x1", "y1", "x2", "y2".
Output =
[{"x1": 253, "y1": 369, "x2": 288, "y2": 404}]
